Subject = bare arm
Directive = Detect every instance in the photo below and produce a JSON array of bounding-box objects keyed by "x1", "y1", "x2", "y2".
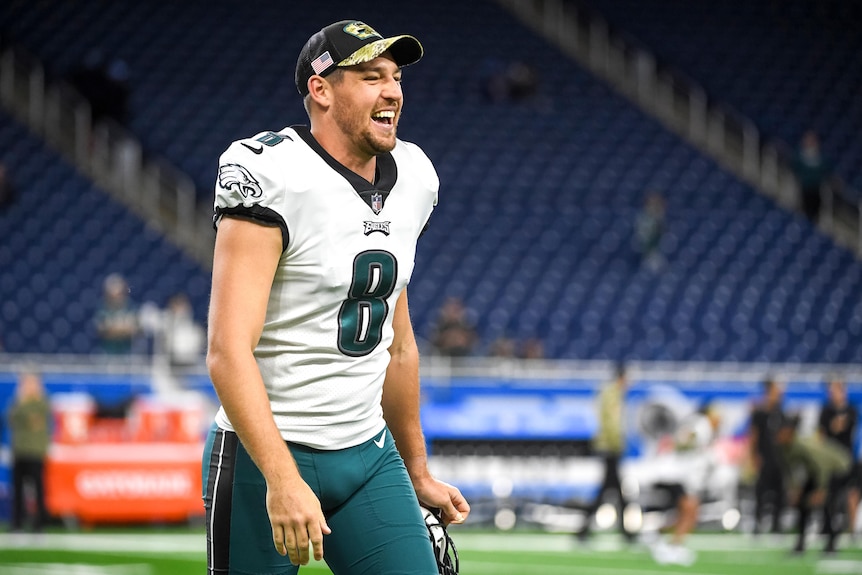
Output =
[
  {"x1": 381, "y1": 289, "x2": 470, "y2": 525},
  {"x1": 207, "y1": 216, "x2": 329, "y2": 565}
]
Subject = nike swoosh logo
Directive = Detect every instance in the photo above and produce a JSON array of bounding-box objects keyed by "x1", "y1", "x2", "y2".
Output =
[
  {"x1": 242, "y1": 142, "x2": 263, "y2": 154},
  {"x1": 373, "y1": 430, "x2": 386, "y2": 448}
]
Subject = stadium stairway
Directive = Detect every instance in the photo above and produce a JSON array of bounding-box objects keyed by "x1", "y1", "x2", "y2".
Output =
[
  {"x1": 498, "y1": 0, "x2": 861, "y2": 258},
  {"x1": 0, "y1": 109, "x2": 211, "y2": 354},
  {"x1": 570, "y1": 0, "x2": 862, "y2": 200}
]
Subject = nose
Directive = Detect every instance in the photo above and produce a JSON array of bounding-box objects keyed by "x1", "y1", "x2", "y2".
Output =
[{"x1": 381, "y1": 75, "x2": 402, "y2": 100}]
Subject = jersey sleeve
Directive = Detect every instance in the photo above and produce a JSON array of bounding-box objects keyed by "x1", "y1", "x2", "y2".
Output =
[
  {"x1": 397, "y1": 140, "x2": 439, "y2": 237},
  {"x1": 676, "y1": 416, "x2": 712, "y2": 451},
  {"x1": 213, "y1": 136, "x2": 289, "y2": 251},
  {"x1": 398, "y1": 140, "x2": 439, "y2": 206}
]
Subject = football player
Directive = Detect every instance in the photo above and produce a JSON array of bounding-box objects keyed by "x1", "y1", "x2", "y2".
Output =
[
  {"x1": 646, "y1": 402, "x2": 722, "y2": 566},
  {"x1": 202, "y1": 19, "x2": 469, "y2": 575},
  {"x1": 818, "y1": 377, "x2": 860, "y2": 538},
  {"x1": 777, "y1": 413, "x2": 850, "y2": 554}
]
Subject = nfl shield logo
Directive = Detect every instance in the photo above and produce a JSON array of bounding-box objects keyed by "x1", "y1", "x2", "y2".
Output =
[{"x1": 371, "y1": 192, "x2": 383, "y2": 214}]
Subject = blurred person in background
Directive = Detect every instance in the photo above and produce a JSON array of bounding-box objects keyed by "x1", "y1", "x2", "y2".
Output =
[
  {"x1": 792, "y1": 130, "x2": 832, "y2": 224},
  {"x1": 634, "y1": 191, "x2": 666, "y2": 273},
  {"x1": 488, "y1": 335, "x2": 517, "y2": 358},
  {"x1": 93, "y1": 273, "x2": 140, "y2": 354},
  {"x1": 649, "y1": 402, "x2": 723, "y2": 566},
  {"x1": 818, "y1": 377, "x2": 860, "y2": 537},
  {"x1": 748, "y1": 376, "x2": 786, "y2": 534},
  {"x1": 162, "y1": 292, "x2": 206, "y2": 368},
  {"x1": 520, "y1": 337, "x2": 545, "y2": 359},
  {"x1": 479, "y1": 58, "x2": 540, "y2": 104},
  {"x1": 6, "y1": 370, "x2": 51, "y2": 533},
  {"x1": 67, "y1": 48, "x2": 131, "y2": 126},
  {"x1": 776, "y1": 413, "x2": 850, "y2": 555},
  {"x1": 0, "y1": 161, "x2": 17, "y2": 211},
  {"x1": 431, "y1": 296, "x2": 478, "y2": 357},
  {"x1": 578, "y1": 362, "x2": 636, "y2": 543}
]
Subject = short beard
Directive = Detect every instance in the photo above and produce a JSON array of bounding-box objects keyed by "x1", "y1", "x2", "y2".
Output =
[{"x1": 332, "y1": 102, "x2": 396, "y2": 157}]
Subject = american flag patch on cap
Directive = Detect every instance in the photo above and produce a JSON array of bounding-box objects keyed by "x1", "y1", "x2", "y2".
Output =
[{"x1": 311, "y1": 51, "x2": 333, "y2": 75}]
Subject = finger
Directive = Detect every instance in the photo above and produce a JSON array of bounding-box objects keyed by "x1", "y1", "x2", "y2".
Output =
[
  {"x1": 443, "y1": 489, "x2": 470, "y2": 525},
  {"x1": 297, "y1": 527, "x2": 310, "y2": 565},
  {"x1": 440, "y1": 500, "x2": 464, "y2": 525},
  {"x1": 272, "y1": 524, "x2": 287, "y2": 556},
  {"x1": 309, "y1": 518, "x2": 331, "y2": 561},
  {"x1": 284, "y1": 529, "x2": 300, "y2": 565},
  {"x1": 452, "y1": 489, "x2": 471, "y2": 517}
]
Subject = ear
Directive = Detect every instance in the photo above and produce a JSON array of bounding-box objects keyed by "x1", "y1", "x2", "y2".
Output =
[{"x1": 307, "y1": 75, "x2": 332, "y2": 108}]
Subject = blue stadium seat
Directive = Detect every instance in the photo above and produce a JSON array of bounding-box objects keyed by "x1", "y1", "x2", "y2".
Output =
[
  {"x1": 576, "y1": 0, "x2": 862, "y2": 197},
  {"x1": 1, "y1": 0, "x2": 861, "y2": 362},
  {"x1": 0, "y1": 110, "x2": 211, "y2": 353}
]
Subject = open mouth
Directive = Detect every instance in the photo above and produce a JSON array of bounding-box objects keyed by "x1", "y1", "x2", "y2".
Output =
[{"x1": 371, "y1": 110, "x2": 395, "y2": 126}]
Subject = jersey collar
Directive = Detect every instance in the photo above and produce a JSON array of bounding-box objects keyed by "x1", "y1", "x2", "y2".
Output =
[{"x1": 291, "y1": 125, "x2": 398, "y2": 194}]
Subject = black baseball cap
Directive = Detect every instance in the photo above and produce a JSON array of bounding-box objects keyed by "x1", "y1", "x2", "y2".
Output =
[{"x1": 295, "y1": 20, "x2": 423, "y2": 96}]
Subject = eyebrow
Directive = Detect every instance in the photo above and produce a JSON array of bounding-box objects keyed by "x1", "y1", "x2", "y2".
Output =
[{"x1": 351, "y1": 61, "x2": 401, "y2": 74}]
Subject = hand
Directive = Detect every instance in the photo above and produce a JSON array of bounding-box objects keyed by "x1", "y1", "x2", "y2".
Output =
[
  {"x1": 787, "y1": 488, "x2": 799, "y2": 507},
  {"x1": 413, "y1": 476, "x2": 471, "y2": 526},
  {"x1": 265, "y1": 476, "x2": 331, "y2": 565},
  {"x1": 808, "y1": 488, "x2": 826, "y2": 508},
  {"x1": 831, "y1": 415, "x2": 847, "y2": 433},
  {"x1": 751, "y1": 453, "x2": 762, "y2": 472}
]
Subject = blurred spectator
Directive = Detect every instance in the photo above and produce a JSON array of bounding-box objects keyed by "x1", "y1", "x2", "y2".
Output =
[
  {"x1": 67, "y1": 48, "x2": 131, "y2": 125},
  {"x1": 776, "y1": 413, "x2": 850, "y2": 555},
  {"x1": 93, "y1": 273, "x2": 140, "y2": 354},
  {"x1": 520, "y1": 337, "x2": 545, "y2": 359},
  {"x1": 649, "y1": 402, "x2": 722, "y2": 566},
  {"x1": 0, "y1": 162, "x2": 16, "y2": 211},
  {"x1": 505, "y1": 61, "x2": 540, "y2": 102},
  {"x1": 479, "y1": 58, "x2": 540, "y2": 104},
  {"x1": 162, "y1": 292, "x2": 206, "y2": 368},
  {"x1": 6, "y1": 370, "x2": 51, "y2": 532},
  {"x1": 792, "y1": 130, "x2": 832, "y2": 224},
  {"x1": 817, "y1": 377, "x2": 860, "y2": 537},
  {"x1": 634, "y1": 191, "x2": 666, "y2": 272},
  {"x1": 748, "y1": 377, "x2": 786, "y2": 534},
  {"x1": 488, "y1": 335, "x2": 517, "y2": 358},
  {"x1": 578, "y1": 363, "x2": 635, "y2": 543},
  {"x1": 431, "y1": 297, "x2": 478, "y2": 357}
]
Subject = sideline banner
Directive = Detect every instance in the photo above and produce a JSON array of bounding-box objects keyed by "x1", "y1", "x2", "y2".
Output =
[{"x1": 45, "y1": 443, "x2": 204, "y2": 524}]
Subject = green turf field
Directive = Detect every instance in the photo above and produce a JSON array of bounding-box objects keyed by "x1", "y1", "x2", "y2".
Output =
[{"x1": 0, "y1": 528, "x2": 860, "y2": 574}]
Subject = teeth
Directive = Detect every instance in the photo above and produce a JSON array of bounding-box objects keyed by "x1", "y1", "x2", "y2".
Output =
[{"x1": 373, "y1": 111, "x2": 395, "y2": 119}]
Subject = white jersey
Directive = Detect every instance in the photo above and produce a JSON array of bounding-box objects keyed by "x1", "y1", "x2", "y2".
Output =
[
  {"x1": 212, "y1": 126, "x2": 438, "y2": 449},
  {"x1": 651, "y1": 414, "x2": 718, "y2": 495}
]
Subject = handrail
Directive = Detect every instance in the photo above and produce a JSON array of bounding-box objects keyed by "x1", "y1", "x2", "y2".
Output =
[
  {"x1": 496, "y1": 0, "x2": 862, "y2": 256},
  {"x1": 0, "y1": 352, "x2": 859, "y2": 385},
  {"x1": 0, "y1": 46, "x2": 214, "y2": 269}
]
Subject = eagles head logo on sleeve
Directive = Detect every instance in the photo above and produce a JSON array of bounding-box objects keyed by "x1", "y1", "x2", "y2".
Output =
[{"x1": 218, "y1": 164, "x2": 263, "y2": 199}]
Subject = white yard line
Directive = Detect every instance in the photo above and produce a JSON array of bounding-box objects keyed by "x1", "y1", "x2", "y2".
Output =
[
  {"x1": 0, "y1": 531, "x2": 858, "y2": 558},
  {"x1": 0, "y1": 532, "x2": 203, "y2": 553},
  {"x1": 816, "y1": 559, "x2": 862, "y2": 574},
  {"x1": 454, "y1": 532, "x2": 803, "y2": 552},
  {"x1": 0, "y1": 564, "x2": 151, "y2": 575},
  {"x1": 465, "y1": 557, "x2": 719, "y2": 575}
]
